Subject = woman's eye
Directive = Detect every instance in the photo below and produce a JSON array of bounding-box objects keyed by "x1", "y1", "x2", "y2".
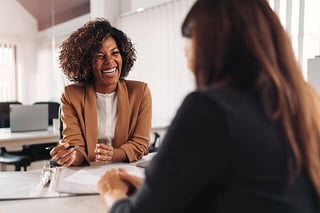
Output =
[
  {"x1": 112, "y1": 51, "x2": 120, "y2": 55},
  {"x1": 96, "y1": 54, "x2": 105, "y2": 59}
]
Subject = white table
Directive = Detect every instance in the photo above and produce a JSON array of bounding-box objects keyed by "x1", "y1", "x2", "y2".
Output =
[
  {"x1": 0, "y1": 153, "x2": 156, "y2": 213},
  {"x1": 0, "y1": 169, "x2": 107, "y2": 212},
  {"x1": 0, "y1": 193, "x2": 107, "y2": 213},
  {"x1": 0, "y1": 127, "x2": 60, "y2": 148}
]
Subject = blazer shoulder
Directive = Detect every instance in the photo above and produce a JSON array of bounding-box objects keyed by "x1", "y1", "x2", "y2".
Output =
[
  {"x1": 62, "y1": 83, "x2": 90, "y2": 104},
  {"x1": 64, "y1": 83, "x2": 86, "y2": 94},
  {"x1": 123, "y1": 79, "x2": 148, "y2": 87},
  {"x1": 121, "y1": 80, "x2": 149, "y2": 92}
]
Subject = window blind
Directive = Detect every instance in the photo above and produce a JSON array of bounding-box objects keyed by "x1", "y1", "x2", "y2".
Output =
[{"x1": 119, "y1": 0, "x2": 196, "y2": 127}]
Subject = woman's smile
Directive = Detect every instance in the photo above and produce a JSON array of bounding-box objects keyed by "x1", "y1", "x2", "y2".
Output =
[
  {"x1": 93, "y1": 36, "x2": 123, "y2": 93},
  {"x1": 102, "y1": 67, "x2": 117, "y2": 74}
]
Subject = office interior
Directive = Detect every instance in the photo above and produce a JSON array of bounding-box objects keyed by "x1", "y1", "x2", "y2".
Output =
[{"x1": 0, "y1": 0, "x2": 320, "y2": 172}]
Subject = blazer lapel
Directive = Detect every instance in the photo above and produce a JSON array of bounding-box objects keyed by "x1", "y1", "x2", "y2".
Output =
[
  {"x1": 114, "y1": 81, "x2": 129, "y2": 148},
  {"x1": 84, "y1": 85, "x2": 98, "y2": 159}
]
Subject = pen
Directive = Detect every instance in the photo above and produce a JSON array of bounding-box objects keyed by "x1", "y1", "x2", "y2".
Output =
[{"x1": 45, "y1": 145, "x2": 76, "y2": 151}]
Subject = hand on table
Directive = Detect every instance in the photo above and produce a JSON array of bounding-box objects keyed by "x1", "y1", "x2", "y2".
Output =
[
  {"x1": 95, "y1": 143, "x2": 114, "y2": 163},
  {"x1": 118, "y1": 168, "x2": 143, "y2": 193},
  {"x1": 49, "y1": 140, "x2": 76, "y2": 167},
  {"x1": 97, "y1": 168, "x2": 129, "y2": 210},
  {"x1": 97, "y1": 168, "x2": 145, "y2": 209}
]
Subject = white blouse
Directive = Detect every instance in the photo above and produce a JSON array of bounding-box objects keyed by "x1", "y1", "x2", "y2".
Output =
[{"x1": 96, "y1": 91, "x2": 118, "y2": 145}]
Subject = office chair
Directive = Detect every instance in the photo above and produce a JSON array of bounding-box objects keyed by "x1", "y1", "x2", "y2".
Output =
[
  {"x1": 0, "y1": 101, "x2": 31, "y2": 171},
  {"x1": 22, "y1": 102, "x2": 60, "y2": 163}
]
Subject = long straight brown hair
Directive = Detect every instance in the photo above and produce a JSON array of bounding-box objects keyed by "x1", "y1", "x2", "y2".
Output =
[{"x1": 182, "y1": 0, "x2": 320, "y2": 199}]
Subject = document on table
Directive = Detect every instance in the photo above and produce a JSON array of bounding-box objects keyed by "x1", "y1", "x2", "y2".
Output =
[
  {"x1": 0, "y1": 170, "x2": 70, "y2": 200},
  {"x1": 53, "y1": 163, "x2": 145, "y2": 194}
]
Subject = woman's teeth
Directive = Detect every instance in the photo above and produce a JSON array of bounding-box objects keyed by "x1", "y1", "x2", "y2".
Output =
[{"x1": 102, "y1": 68, "x2": 116, "y2": 73}]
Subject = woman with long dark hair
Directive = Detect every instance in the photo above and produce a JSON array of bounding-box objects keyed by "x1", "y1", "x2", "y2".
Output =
[{"x1": 98, "y1": 1, "x2": 320, "y2": 212}]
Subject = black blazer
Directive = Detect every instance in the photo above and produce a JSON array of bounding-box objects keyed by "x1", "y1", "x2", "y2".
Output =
[{"x1": 110, "y1": 87, "x2": 319, "y2": 213}]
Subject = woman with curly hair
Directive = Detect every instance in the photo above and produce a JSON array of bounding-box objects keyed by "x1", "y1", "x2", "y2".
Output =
[{"x1": 50, "y1": 18, "x2": 152, "y2": 167}]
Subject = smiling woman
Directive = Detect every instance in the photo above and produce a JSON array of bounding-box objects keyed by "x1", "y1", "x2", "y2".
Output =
[
  {"x1": 49, "y1": 18, "x2": 152, "y2": 167},
  {"x1": 92, "y1": 36, "x2": 123, "y2": 94}
]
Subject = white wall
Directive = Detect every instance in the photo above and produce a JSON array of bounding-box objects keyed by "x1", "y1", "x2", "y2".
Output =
[
  {"x1": 0, "y1": 0, "x2": 37, "y2": 36},
  {"x1": 120, "y1": 0, "x2": 173, "y2": 15},
  {"x1": 90, "y1": 0, "x2": 120, "y2": 25},
  {"x1": 35, "y1": 14, "x2": 91, "y2": 103},
  {"x1": 0, "y1": 0, "x2": 38, "y2": 104}
]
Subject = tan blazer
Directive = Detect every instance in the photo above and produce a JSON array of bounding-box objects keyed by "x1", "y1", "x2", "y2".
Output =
[{"x1": 60, "y1": 80, "x2": 152, "y2": 163}]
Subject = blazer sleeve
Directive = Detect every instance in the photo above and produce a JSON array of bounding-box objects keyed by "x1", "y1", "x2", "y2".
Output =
[
  {"x1": 60, "y1": 85, "x2": 90, "y2": 163},
  {"x1": 120, "y1": 83, "x2": 152, "y2": 162}
]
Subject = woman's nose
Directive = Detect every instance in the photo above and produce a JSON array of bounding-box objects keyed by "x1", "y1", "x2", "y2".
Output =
[{"x1": 103, "y1": 54, "x2": 112, "y2": 63}]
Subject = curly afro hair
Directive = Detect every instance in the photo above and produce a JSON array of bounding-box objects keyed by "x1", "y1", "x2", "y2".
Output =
[{"x1": 59, "y1": 18, "x2": 136, "y2": 85}]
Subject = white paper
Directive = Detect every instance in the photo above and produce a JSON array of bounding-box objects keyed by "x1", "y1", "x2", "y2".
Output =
[{"x1": 54, "y1": 163, "x2": 145, "y2": 194}]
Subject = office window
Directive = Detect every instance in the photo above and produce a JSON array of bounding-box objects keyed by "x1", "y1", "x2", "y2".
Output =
[
  {"x1": 0, "y1": 42, "x2": 17, "y2": 101},
  {"x1": 268, "y1": 0, "x2": 320, "y2": 78}
]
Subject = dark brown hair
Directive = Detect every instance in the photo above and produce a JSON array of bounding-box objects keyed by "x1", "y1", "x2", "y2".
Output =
[
  {"x1": 182, "y1": 0, "x2": 320, "y2": 199},
  {"x1": 59, "y1": 18, "x2": 136, "y2": 85}
]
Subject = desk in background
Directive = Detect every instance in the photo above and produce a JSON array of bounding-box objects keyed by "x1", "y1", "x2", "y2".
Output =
[{"x1": 0, "y1": 127, "x2": 60, "y2": 148}]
